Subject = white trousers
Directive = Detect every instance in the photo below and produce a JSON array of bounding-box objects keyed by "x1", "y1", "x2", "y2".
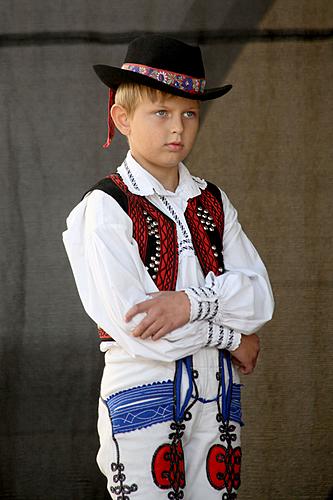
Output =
[{"x1": 97, "y1": 344, "x2": 242, "y2": 499}]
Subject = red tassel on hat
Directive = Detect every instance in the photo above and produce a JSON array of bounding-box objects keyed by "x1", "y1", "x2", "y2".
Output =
[{"x1": 102, "y1": 88, "x2": 115, "y2": 148}]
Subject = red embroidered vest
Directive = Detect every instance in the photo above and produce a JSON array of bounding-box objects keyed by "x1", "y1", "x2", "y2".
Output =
[{"x1": 83, "y1": 173, "x2": 225, "y2": 340}]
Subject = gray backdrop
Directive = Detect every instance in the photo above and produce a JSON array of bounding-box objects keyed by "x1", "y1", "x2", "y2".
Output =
[{"x1": 1, "y1": 1, "x2": 332, "y2": 499}]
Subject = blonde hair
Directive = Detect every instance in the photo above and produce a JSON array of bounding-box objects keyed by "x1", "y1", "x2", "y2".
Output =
[{"x1": 114, "y1": 82, "x2": 185, "y2": 117}]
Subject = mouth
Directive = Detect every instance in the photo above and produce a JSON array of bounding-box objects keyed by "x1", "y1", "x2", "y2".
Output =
[{"x1": 165, "y1": 142, "x2": 184, "y2": 151}]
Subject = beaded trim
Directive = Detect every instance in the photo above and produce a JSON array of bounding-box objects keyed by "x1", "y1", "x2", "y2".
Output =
[{"x1": 122, "y1": 63, "x2": 206, "y2": 95}]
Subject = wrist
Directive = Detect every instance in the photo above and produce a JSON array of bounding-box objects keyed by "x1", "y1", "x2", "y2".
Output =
[
  {"x1": 183, "y1": 287, "x2": 219, "y2": 322},
  {"x1": 226, "y1": 331, "x2": 242, "y2": 352},
  {"x1": 178, "y1": 290, "x2": 191, "y2": 322},
  {"x1": 204, "y1": 323, "x2": 242, "y2": 351}
]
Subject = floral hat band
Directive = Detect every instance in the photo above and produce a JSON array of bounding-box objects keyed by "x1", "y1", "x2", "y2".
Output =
[{"x1": 121, "y1": 63, "x2": 206, "y2": 95}]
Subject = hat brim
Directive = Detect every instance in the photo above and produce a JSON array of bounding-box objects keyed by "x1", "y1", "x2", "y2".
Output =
[{"x1": 93, "y1": 64, "x2": 232, "y2": 101}]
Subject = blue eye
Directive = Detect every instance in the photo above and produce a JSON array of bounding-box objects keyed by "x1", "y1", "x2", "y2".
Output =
[
  {"x1": 184, "y1": 111, "x2": 196, "y2": 118},
  {"x1": 156, "y1": 110, "x2": 168, "y2": 117}
]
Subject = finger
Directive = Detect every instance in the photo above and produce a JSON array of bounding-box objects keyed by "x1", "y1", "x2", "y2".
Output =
[
  {"x1": 151, "y1": 327, "x2": 168, "y2": 341},
  {"x1": 139, "y1": 321, "x2": 162, "y2": 340},
  {"x1": 131, "y1": 316, "x2": 155, "y2": 337},
  {"x1": 231, "y1": 358, "x2": 242, "y2": 368},
  {"x1": 125, "y1": 301, "x2": 151, "y2": 322},
  {"x1": 240, "y1": 363, "x2": 255, "y2": 375}
]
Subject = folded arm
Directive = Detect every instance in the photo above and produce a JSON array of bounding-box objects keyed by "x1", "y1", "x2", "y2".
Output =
[
  {"x1": 62, "y1": 190, "x2": 239, "y2": 362},
  {"x1": 184, "y1": 189, "x2": 274, "y2": 334}
]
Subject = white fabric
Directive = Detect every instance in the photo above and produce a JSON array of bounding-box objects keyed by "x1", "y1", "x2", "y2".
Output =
[
  {"x1": 97, "y1": 344, "x2": 241, "y2": 499},
  {"x1": 62, "y1": 150, "x2": 274, "y2": 361}
]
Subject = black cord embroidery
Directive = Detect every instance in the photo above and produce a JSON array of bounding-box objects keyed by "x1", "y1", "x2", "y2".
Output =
[
  {"x1": 152, "y1": 357, "x2": 200, "y2": 499},
  {"x1": 206, "y1": 352, "x2": 241, "y2": 498},
  {"x1": 109, "y1": 433, "x2": 138, "y2": 499}
]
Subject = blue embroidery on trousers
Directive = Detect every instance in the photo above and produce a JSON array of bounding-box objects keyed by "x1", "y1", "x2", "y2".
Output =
[
  {"x1": 104, "y1": 353, "x2": 243, "y2": 435},
  {"x1": 105, "y1": 380, "x2": 174, "y2": 434}
]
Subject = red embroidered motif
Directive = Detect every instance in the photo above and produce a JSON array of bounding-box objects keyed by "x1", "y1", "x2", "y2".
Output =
[
  {"x1": 109, "y1": 174, "x2": 179, "y2": 291},
  {"x1": 98, "y1": 326, "x2": 112, "y2": 340},
  {"x1": 186, "y1": 190, "x2": 225, "y2": 276},
  {"x1": 152, "y1": 440, "x2": 186, "y2": 492},
  {"x1": 206, "y1": 444, "x2": 241, "y2": 493}
]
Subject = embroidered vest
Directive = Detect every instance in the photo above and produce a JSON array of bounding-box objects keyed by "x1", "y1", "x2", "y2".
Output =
[{"x1": 83, "y1": 173, "x2": 225, "y2": 340}]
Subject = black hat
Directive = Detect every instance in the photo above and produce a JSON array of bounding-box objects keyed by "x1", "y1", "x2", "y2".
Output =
[{"x1": 93, "y1": 34, "x2": 232, "y2": 147}]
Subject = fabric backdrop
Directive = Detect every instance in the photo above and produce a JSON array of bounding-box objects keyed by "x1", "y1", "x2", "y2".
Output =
[{"x1": 0, "y1": 1, "x2": 332, "y2": 499}]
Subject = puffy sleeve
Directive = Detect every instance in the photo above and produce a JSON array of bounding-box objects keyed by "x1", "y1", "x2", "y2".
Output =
[
  {"x1": 62, "y1": 190, "x2": 238, "y2": 362},
  {"x1": 184, "y1": 189, "x2": 274, "y2": 334}
]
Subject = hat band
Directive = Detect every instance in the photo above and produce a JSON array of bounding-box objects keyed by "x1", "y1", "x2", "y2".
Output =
[{"x1": 121, "y1": 63, "x2": 206, "y2": 95}]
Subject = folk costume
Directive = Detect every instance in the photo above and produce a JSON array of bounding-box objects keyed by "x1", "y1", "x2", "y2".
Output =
[{"x1": 62, "y1": 35, "x2": 274, "y2": 499}]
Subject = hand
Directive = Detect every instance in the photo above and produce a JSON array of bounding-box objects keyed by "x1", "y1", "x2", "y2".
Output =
[
  {"x1": 230, "y1": 334, "x2": 260, "y2": 375},
  {"x1": 124, "y1": 291, "x2": 190, "y2": 341}
]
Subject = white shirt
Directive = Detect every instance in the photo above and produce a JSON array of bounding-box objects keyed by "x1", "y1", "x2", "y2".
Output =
[{"x1": 62, "y1": 150, "x2": 274, "y2": 362}]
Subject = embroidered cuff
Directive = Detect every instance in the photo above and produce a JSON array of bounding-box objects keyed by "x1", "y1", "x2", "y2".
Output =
[
  {"x1": 184, "y1": 286, "x2": 220, "y2": 322},
  {"x1": 225, "y1": 330, "x2": 242, "y2": 352},
  {"x1": 205, "y1": 323, "x2": 242, "y2": 351}
]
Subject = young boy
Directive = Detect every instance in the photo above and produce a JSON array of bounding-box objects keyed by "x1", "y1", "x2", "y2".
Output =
[{"x1": 63, "y1": 34, "x2": 274, "y2": 499}]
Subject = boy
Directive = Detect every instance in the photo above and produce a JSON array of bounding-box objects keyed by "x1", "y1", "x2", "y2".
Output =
[{"x1": 63, "y1": 34, "x2": 274, "y2": 499}]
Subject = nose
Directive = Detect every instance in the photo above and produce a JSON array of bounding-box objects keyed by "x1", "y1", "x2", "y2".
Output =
[{"x1": 170, "y1": 113, "x2": 184, "y2": 135}]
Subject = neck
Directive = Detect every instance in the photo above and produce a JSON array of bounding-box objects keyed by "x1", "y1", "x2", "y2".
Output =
[
  {"x1": 153, "y1": 169, "x2": 179, "y2": 192},
  {"x1": 130, "y1": 152, "x2": 180, "y2": 192}
]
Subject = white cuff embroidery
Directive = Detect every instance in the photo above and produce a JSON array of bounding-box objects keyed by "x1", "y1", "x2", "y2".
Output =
[
  {"x1": 205, "y1": 323, "x2": 242, "y2": 351},
  {"x1": 184, "y1": 286, "x2": 220, "y2": 322}
]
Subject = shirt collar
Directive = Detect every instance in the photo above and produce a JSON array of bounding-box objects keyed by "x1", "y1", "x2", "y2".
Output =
[{"x1": 117, "y1": 150, "x2": 207, "y2": 200}]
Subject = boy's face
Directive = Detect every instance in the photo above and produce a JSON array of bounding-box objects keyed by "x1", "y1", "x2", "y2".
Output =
[{"x1": 124, "y1": 93, "x2": 200, "y2": 177}]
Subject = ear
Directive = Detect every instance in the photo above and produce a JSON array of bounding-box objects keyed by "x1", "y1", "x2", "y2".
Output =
[{"x1": 110, "y1": 104, "x2": 131, "y2": 136}]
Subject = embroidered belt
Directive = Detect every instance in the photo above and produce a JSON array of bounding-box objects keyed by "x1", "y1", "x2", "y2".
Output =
[
  {"x1": 105, "y1": 380, "x2": 174, "y2": 434},
  {"x1": 104, "y1": 377, "x2": 243, "y2": 435}
]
